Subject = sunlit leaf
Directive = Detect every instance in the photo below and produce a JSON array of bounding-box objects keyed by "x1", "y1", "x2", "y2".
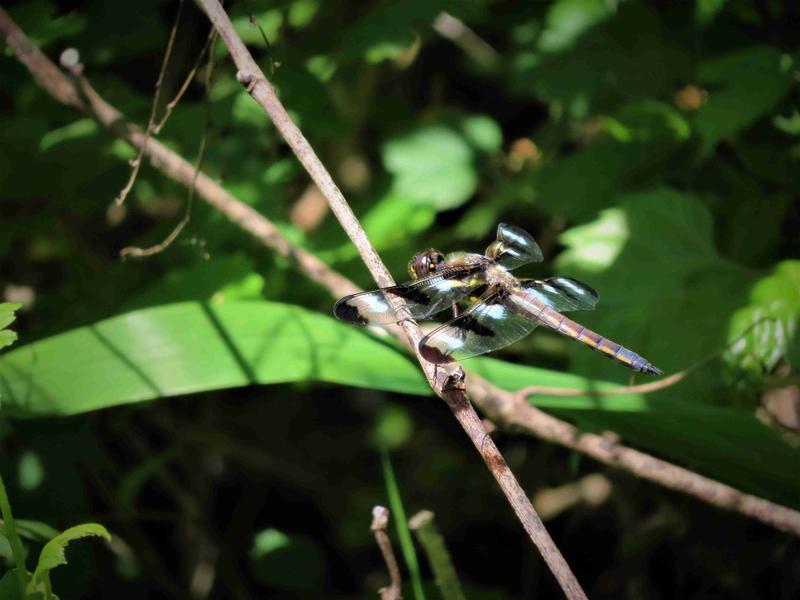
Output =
[
  {"x1": 28, "y1": 523, "x2": 110, "y2": 595},
  {"x1": 0, "y1": 304, "x2": 21, "y2": 353},
  {"x1": 556, "y1": 188, "x2": 753, "y2": 387},
  {"x1": 383, "y1": 125, "x2": 477, "y2": 210},
  {"x1": 727, "y1": 260, "x2": 800, "y2": 374},
  {"x1": 0, "y1": 301, "x2": 427, "y2": 417}
]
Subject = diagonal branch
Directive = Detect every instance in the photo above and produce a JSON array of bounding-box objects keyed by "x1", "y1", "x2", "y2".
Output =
[
  {"x1": 192, "y1": 1, "x2": 587, "y2": 596},
  {"x1": 1, "y1": 3, "x2": 798, "y2": 549}
]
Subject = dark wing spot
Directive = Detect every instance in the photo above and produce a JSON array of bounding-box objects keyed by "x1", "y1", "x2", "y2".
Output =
[
  {"x1": 419, "y1": 341, "x2": 454, "y2": 364},
  {"x1": 333, "y1": 298, "x2": 368, "y2": 325},
  {"x1": 385, "y1": 284, "x2": 430, "y2": 306},
  {"x1": 457, "y1": 315, "x2": 495, "y2": 337}
]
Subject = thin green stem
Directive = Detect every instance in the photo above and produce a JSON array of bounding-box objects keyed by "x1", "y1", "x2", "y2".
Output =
[
  {"x1": 0, "y1": 474, "x2": 29, "y2": 596},
  {"x1": 409, "y1": 510, "x2": 466, "y2": 600},
  {"x1": 380, "y1": 448, "x2": 426, "y2": 600}
]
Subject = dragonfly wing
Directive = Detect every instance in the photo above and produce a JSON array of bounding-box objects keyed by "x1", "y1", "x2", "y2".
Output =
[
  {"x1": 520, "y1": 277, "x2": 599, "y2": 312},
  {"x1": 419, "y1": 287, "x2": 539, "y2": 363},
  {"x1": 487, "y1": 223, "x2": 544, "y2": 270},
  {"x1": 333, "y1": 266, "x2": 485, "y2": 325}
]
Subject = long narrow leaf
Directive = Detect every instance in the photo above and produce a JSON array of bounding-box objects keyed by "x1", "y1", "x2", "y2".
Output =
[{"x1": 381, "y1": 448, "x2": 425, "y2": 600}]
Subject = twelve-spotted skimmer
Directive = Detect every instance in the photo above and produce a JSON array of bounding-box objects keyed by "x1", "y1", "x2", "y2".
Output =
[{"x1": 334, "y1": 223, "x2": 661, "y2": 375}]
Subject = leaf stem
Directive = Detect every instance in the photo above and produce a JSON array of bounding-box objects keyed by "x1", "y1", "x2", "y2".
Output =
[
  {"x1": 381, "y1": 448, "x2": 426, "y2": 600},
  {"x1": 0, "y1": 474, "x2": 29, "y2": 597}
]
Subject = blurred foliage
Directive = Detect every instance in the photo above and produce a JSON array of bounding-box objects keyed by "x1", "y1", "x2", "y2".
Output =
[{"x1": 1, "y1": 0, "x2": 799, "y2": 597}]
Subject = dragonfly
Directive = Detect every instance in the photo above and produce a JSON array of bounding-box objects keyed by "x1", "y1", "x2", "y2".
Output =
[{"x1": 334, "y1": 223, "x2": 662, "y2": 375}]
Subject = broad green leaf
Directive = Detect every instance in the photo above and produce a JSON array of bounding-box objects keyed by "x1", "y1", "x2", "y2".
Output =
[
  {"x1": 556, "y1": 188, "x2": 754, "y2": 387},
  {"x1": 28, "y1": 523, "x2": 110, "y2": 595},
  {"x1": 695, "y1": 47, "x2": 795, "y2": 155},
  {"x1": 383, "y1": 125, "x2": 477, "y2": 210},
  {"x1": 0, "y1": 301, "x2": 427, "y2": 417},
  {"x1": 727, "y1": 260, "x2": 800, "y2": 374},
  {"x1": 123, "y1": 254, "x2": 265, "y2": 311}
]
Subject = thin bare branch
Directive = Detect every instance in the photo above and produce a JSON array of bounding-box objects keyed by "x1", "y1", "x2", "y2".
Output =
[
  {"x1": 433, "y1": 12, "x2": 500, "y2": 68},
  {"x1": 193, "y1": 1, "x2": 588, "y2": 596},
  {"x1": 2, "y1": 5, "x2": 799, "y2": 544},
  {"x1": 120, "y1": 32, "x2": 218, "y2": 259},
  {"x1": 153, "y1": 27, "x2": 217, "y2": 134},
  {"x1": 371, "y1": 506, "x2": 403, "y2": 600},
  {"x1": 114, "y1": 0, "x2": 186, "y2": 206}
]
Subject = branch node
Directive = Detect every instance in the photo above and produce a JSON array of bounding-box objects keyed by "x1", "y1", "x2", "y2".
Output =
[
  {"x1": 371, "y1": 505, "x2": 390, "y2": 531},
  {"x1": 59, "y1": 47, "x2": 82, "y2": 75},
  {"x1": 236, "y1": 70, "x2": 256, "y2": 92}
]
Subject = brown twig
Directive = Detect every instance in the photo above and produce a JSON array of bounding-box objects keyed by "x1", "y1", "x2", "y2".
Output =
[
  {"x1": 433, "y1": 12, "x2": 500, "y2": 69},
  {"x1": 119, "y1": 30, "x2": 218, "y2": 259},
  {"x1": 153, "y1": 27, "x2": 217, "y2": 134},
  {"x1": 2, "y1": 6, "x2": 799, "y2": 542},
  {"x1": 371, "y1": 506, "x2": 403, "y2": 600},
  {"x1": 193, "y1": 1, "x2": 588, "y2": 596},
  {"x1": 113, "y1": 0, "x2": 186, "y2": 206}
]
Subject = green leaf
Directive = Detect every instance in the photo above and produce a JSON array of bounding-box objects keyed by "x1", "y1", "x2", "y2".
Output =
[
  {"x1": 0, "y1": 570, "x2": 25, "y2": 600},
  {"x1": 538, "y1": 0, "x2": 617, "y2": 53},
  {"x1": 695, "y1": 47, "x2": 795, "y2": 155},
  {"x1": 0, "y1": 475, "x2": 28, "y2": 598},
  {"x1": 28, "y1": 523, "x2": 110, "y2": 595},
  {"x1": 458, "y1": 115, "x2": 503, "y2": 154},
  {"x1": 512, "y1": 4, "x2": 690, "y2": 114},
  {"x1": 0, "y1": 519, "x2": 60, "y2": 543},
  {"x1": 727, "y1": 260, "x2": 800, "y2": 374},
  {"x1": 381, "y1": 450, "x2": 425, "y2": 600},
  {"x1": 0, "y1": 301, "x2": 427, "y2": 418},
  {"x1": 288, "y1": 0, "x2": 320, "y2": 28},
  {"x1": 39, "y1": 120, "x2": 99, "y2": 152},
  {"x1": 123, "y1": 254, "x2": 265, "y2": 311},
  {"x1": 383, "y1": 125, "x2": 477, "y2": 210},
  {"x1": 556, "y1": 188, "x2": 753, "y2": 386},
  {"x1": 0, "y1": 304, "x2": 21, "y2": 352}
]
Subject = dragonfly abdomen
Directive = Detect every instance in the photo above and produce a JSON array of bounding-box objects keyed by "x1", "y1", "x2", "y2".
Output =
[{"x1": 538, "y1": 306, "x2": 662, "y2": 375}]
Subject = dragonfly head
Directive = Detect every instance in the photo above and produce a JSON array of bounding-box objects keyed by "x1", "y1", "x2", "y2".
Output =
[{"x1": 408, "y1": 249, "x2": 444, "y2": 279}]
